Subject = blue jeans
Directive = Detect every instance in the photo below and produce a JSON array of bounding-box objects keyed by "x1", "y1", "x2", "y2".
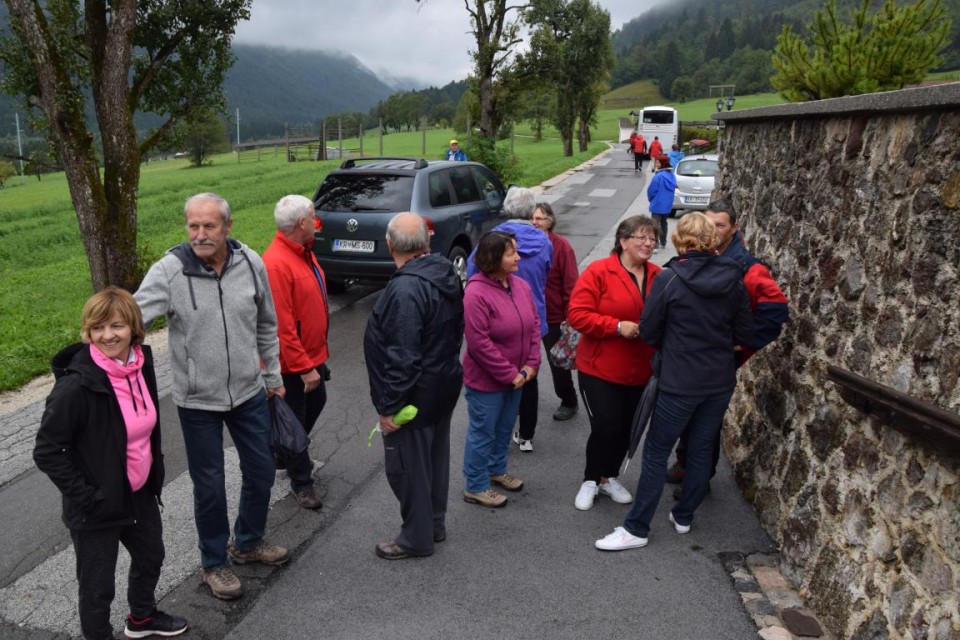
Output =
[
  {"x1": 177, "y1": 389, "x2": 276, "y2": 569},
  {"x1": 623, "y1": 389, "x2": 733, "y2": 538},
  {"x1": 462, "y1": 386, "x2": 522, "y2": 493}
]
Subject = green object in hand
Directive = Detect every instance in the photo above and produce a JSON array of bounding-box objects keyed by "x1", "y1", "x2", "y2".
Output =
[{"x1": 366, "y1": 405, "x2": 419, "y2": 447}]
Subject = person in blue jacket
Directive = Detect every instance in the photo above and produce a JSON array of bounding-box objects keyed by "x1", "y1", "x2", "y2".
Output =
[
  {"x1": 467, "y1": 186, "x2": 551, "y2": 452},
  {"x1": 667, "y1": 144, "x2": 685, "y2": 168},
  {"x1": 647, "y1": 154, "x2": 677, "y2": 251},
  {"x1": 446, "y1": 139, "x2": 468, "y2": 161}
]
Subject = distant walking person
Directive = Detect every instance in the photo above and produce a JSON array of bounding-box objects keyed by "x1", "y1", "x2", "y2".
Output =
[
  {"x1": 647, "y1": 155, "x2": 676, "y2": 251},
  {"x1": 666, "y1": 200, "x2": 789, "y2": 492},
  {"x1": 532, "y1": 202, "x2": 579, "y2": 421},
  {"x1": 446, "y1": 139, "x2": 468, "y2": 161},
  {"x1": 648, "y1": 136, "x2": 663, "y2": 170},
  {"x1": 364, "y1": 212, "x2": 464, "y2": 559},
  {"x1": 631, "y1": 133, "x2": 647, "y2": 172},
  {"x1": 263, "y1": 195, "x2": 330, "y2": 510},
  {"x1": 136, "y1": 192, "x2": 290, "y2": 601},
  {"x1": 667, "y1": 143, "x2": 685, "y2": 168},
  {"x1": 35, "y1": 287, "x2": 188, "y2": 640}
]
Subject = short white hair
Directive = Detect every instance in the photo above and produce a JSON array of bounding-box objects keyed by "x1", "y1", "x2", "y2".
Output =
[
  {"x1": 274, "y1": 195, "x2": 314, "y2": 233},
  {"x1": 504, "y1": 187, "x2": 537, "y2": 220}
]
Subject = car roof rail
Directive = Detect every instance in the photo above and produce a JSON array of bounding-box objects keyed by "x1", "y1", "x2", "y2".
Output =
[{"x1": 339, "y1": 157, "x2": 429, "y2": 170}]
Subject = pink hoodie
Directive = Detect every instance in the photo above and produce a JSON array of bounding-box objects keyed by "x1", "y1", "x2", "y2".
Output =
[{"x1": 88, "y1": 344, "x2": 156, "y2": 491}]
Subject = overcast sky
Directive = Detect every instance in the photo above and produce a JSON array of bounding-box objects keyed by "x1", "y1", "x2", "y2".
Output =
[{"x1": 234, "y1": 0, "x2": 665, "y2": 87}]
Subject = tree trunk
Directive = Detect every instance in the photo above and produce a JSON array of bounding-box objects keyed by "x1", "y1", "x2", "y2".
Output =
[{"x1": 478, "y1": 74, "x2": 498, "y2": 139}]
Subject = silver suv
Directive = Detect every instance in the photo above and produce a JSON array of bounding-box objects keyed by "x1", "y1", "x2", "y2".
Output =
[{"x1": 311, "y1": 157, "x2": 508, "y2": 291}]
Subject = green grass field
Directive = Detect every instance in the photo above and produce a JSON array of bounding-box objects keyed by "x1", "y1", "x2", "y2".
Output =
[
  {"x1": 0, "y1": 81, "x2": 809, "y2": 391},
  {"x1": 0, "y1": 128, "x2": 605, "y2": 390}
]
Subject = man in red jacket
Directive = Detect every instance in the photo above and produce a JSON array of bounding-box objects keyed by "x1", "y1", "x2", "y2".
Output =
[
  {"x1": 667, "y1": 199, "x2": 789, "y2": 491},
  {"x1": 263, "y1": 195, "x2": 331, "y2": 509},
  {"x1": 631, "y1": 133, "x2": 647, "y2": 172}
]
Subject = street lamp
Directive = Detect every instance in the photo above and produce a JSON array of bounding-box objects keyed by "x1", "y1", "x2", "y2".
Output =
[
  {"x1": 716, "y1": 98, "x2": 724, "y2": 112},
  {"x1": 726, "y1": 96, "x2": 736, "y2": 111}
]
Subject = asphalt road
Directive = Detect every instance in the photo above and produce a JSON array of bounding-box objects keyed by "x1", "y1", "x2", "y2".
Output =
[{"x1": 0, "y1": 147, "x2": 774, "y2": 640}]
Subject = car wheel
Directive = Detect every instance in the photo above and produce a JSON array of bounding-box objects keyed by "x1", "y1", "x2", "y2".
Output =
[{"x1": 447, "y1": 245, "x2": 469, "y2": 288}]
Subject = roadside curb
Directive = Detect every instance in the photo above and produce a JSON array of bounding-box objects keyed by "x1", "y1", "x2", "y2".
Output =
[{"x1": 720, "y1": 552, "x2": 832, "y2": 640}]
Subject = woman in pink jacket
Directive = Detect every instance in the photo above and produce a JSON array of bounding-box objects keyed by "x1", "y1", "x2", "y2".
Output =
[{"x1": 462, "y1": 231, "x2": 541, "y2": 508}]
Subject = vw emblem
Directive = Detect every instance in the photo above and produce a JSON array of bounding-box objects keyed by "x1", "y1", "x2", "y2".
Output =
[{"x1": 346, "y1": 218, "x2": 359, "y2": 232}]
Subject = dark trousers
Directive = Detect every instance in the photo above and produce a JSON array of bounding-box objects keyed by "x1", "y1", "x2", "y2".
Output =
[
  {"x1": 517, "y1": 377, "x2": 539, "y2": 441},
  {"x1": 578, "y1": 371, "x2": 645, "y2": 482},
  {"x1": 383, "y1": 413, "x2": 452, "y2": 556},
  {"x1": 652, "y1": 213, "x2": 669, "y2": 247},
  {"x1": 624, "y1": 390, "x2": 733, "y2": 537},
  {"x1": 542, "y1": 322, "x2": 578, "y2": 409},
  {"x1": 281, "y1": 369, "x2": 328, "y2": 491},
  {"x1": 633, "y1": 152, "x2": 644, "y2": 171},
  {"x1": 177, "y1": 389, "x2": 275, "y2": 569},
  {"x1": 70, "y1": 489, "x2": 164, "y2": 640},
  {"x1": 674, "y1": 421, "x2": 722, "y2": 479}
]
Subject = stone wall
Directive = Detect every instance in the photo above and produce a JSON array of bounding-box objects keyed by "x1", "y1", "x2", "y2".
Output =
[{"x1": 714, "y1": 83, "x2": 960, "y2": 639}]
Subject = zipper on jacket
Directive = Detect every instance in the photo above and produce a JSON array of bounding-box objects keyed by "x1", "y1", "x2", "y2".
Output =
[{"x1": 216, "y1": 277, "x2": 235, "y2": 407}]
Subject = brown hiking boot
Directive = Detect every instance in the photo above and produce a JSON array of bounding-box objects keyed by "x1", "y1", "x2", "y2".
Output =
[
  {"x1": 201, "y1": 566, "x2": 243, "y2": 600},
  {"x1": 490, "y1": 473, "x2": 524, "y2": 492},
  {"x1": 293, "y1": 487, "x2": 323, "y2": 510},
  {"x1": 463, "y1": 488, "x2": 507, "y2": 508},
  {"x1": 228, "y1": 540, "x2": 290, "y2": 566}
]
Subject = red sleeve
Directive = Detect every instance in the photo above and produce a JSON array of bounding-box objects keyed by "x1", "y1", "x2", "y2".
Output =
[{"x1": 558, "y1": 238, "x2": 579, "y2": 317}]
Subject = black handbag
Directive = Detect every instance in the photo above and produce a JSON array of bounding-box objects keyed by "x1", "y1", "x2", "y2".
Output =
[{"x1": 269, "y1": 395, "x2": 310, "y2": 464}]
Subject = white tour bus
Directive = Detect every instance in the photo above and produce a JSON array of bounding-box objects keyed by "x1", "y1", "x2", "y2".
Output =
[{"x1": 619, "y1": 106, "x2": 679, "y2": 149}]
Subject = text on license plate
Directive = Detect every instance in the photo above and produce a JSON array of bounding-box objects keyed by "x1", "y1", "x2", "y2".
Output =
[
  {"x1": 333, "y1": 239, "x2": 375, "y2": 253},
  {"x1": 686, "y1": 196, "x2": 708, "y2": 204}
]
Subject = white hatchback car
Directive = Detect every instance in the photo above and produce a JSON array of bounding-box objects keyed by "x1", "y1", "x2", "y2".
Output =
[{"x1": 672, "y1": 154, "x2": 718, "y2": 214}]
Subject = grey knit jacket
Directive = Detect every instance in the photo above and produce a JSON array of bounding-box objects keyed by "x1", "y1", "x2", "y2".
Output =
[{"x1": 135, "y1": 238, "x2": 282, "y2": 411}]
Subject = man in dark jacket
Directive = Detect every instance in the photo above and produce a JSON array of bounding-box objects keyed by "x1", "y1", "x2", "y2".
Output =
[
  {"x1": 364, "y1": 212, "x2": 464, "y2": 560},
  {"x1": 667, "y1": 199, "x2": 790, "y2": 491}
]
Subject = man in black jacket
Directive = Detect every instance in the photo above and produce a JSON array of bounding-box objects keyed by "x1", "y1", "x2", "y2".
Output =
[{"x1": 363, "y1": 212, "x2": 465, "y2": 560}]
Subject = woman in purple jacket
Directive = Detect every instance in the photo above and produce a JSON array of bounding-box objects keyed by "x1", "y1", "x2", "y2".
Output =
[{"x1": 462, "y1": 231, "x2": 541, "y2": 508}]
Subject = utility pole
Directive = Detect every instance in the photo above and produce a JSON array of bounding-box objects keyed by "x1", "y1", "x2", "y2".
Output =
[
  {"x1": 235, "y1": 108, "x2": 241, "y2": 163},
  {"x1": 15, "y1": 112, "x2": 25, "y2": 185}
]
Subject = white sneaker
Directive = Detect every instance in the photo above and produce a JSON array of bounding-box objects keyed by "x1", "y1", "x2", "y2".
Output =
[
  {"x1": 575, "y1": 481, "x2": 598, "y2": 510},
  {"x1": 669, "y1": 511, "x2": 691, "y2": 534},
  {"x1": 512, "y1": 429, "x2": 521, "y2": 445},
  {"x1": 518, "y1": 438, "x2": 533, "y2": 453},
  {"x1": 598, "y1": 478, "x2": 633, "y2": 504},
  {"x1": 595, "y1": 526, "x2": 648, "y2": 551}
]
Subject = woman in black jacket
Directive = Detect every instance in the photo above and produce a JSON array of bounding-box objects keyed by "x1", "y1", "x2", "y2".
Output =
[
  {"x1": 34, "y1": 287, "x2": 187, "y2": 640},
  {"x1": 595, "y1": 213, "x2": 753, "y2": 551}
]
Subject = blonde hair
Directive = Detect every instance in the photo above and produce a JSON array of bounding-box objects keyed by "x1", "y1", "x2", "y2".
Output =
[
  {"x1": 80, "y1": 287, "x2": 145, "y2": 345},
  {"x1": 672, "y1": 212, "x2": 719, "y2": 254}
]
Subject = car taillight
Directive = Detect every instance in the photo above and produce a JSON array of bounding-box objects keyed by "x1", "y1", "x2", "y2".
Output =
[
  {"x1": 314, "y1": 217, "x2": 323, "y2": 232},
  {"x1": 423, "y1": 216, "x2": 436, "y2": 236}
]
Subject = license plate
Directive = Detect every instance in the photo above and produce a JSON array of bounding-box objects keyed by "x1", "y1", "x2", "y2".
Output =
[
  {"x1": 686, "y1": 196, "x2": 708, "y2": 204},
  {"x1": 333, "y1": 239, "x2": 375, "y2": 253}
]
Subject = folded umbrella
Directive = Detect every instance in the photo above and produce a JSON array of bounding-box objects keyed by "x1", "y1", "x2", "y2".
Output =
[{"x1": 622, "y1": 353, "x2": 660, "y2": 474}]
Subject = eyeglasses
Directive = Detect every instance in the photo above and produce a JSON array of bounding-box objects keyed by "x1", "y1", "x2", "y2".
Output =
[{"x1": 629, "y1": 235, "x2": 657, "y2": 244}]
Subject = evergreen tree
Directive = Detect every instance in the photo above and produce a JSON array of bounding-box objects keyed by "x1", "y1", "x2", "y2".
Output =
[{"x1": 772, "y1": 0, "x2": 951, "y2": 100}]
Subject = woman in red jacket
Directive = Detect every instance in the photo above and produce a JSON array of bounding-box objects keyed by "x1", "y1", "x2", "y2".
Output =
[{"x1": 567, "y1": 216, "x2": 661, "y2": 511}]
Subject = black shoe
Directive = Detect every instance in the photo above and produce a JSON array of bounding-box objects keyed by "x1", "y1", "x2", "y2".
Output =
[
  {"x1": 665, "y1": 462, "x2": 685, "y2": 484},
  {"x1": 124, "y1": 610, "x2": 188, "y2": 638},
  {"x1": 552, "y1": 404, "x2": 578, "y2": 421}
]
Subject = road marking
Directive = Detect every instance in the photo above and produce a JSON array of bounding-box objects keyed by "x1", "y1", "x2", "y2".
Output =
[
  {"x1": 589, "y1": 189, "x2": 616, "y2": 198},
  {"x1": 0, "y1": 448, "x2": 290, "y2": 637},
  {"x1": 564, "y1": 173, "x2": 594, "y2": 185}
]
